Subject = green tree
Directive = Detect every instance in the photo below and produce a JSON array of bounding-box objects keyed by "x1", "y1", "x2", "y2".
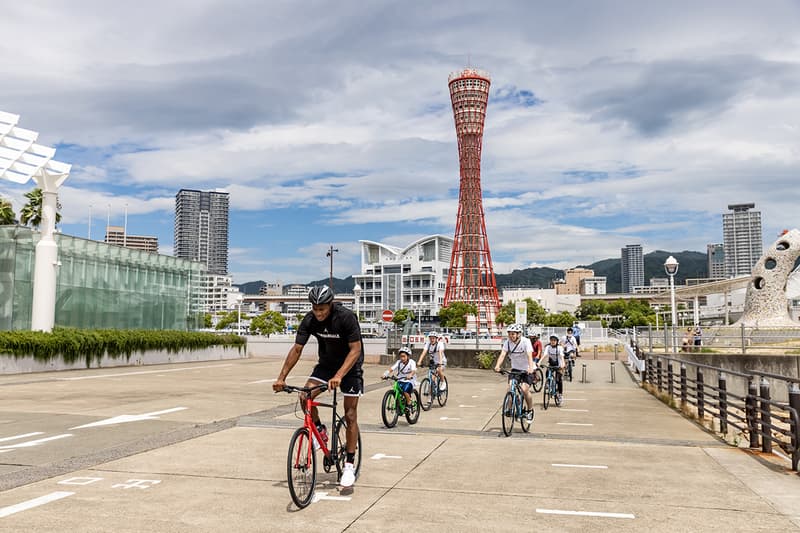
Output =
[
  {"x1": 392, "y1": 308, "x2": 415, "y2": 325},
  {"x1": 250, "y1": 310, "x2": 286, "y2": 336},
  {"x1": 20, "y1": 188, "x2": 62, "y2": 229},
  {"x1": 496, "y1": 298, "x2": 548, "y2": 326},
  {"x1": 203, "y1": 313, "x2": 213, "y2": 328},
  {"x1": 576, "y1": 299, "x2": 607, "y2": 320},
  {"x1": 495, "y1": 301, "x2": 515, "y2": 326},
  {"x1": 0, "y1": 197, "x2": 16, "y2": 225},
  {"x1": 438, "y1": 301, "x2": 478, "y2": 329},
  {"x1": 215, "y1": 310, "x2": 239, "y2": 330},
  {"x1": 543, "y1": 311, "x2": 575, "y2": 327}
]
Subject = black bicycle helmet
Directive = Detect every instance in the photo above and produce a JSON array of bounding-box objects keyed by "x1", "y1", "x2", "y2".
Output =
[{"x1": 308, "y1": 285, "x2": 334, "y2": 304}]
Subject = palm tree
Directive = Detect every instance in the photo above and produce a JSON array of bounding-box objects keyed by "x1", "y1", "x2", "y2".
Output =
[
  {"x1": 0, "y1": 197, "x2": 16, "y2": 225},
  {"x1": 20, "y1": 188, "x2": 61, "y2": 229}
]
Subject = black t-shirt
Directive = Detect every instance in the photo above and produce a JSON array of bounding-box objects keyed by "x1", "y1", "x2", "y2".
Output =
[{"x1": 295, "y1": 303, "x2": 364, "y2": 369}]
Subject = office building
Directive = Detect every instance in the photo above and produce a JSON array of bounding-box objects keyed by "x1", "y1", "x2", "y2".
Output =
[
  {"x1": 621, "y1": 244, "x2": 644, "y2": 293},
  {"x1": 174, "y1": 189, "x2": 229, "y2": 275},
  {"x1": 707, "y1": 243, "x2": 725, "y2": 279},
  {"x1": 354, "y1": 235, "x2": 452, "y2": 324},
  {"x1": 556, "y1": 268, "x2": 595, "y2": 295},
  {"x1": 722, "y1": 204, "x2": 762, "y2": 277},
  {"x1": 104, "y1": 225, "x2": 158, "y2": 253},
  {"x1": 580, "y1": 276, "x2": 607, "y2": 295}
]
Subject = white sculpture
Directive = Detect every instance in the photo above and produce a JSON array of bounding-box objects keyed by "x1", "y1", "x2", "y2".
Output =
[{"x1": 736, "y1": 228, "x2": 800, "y2": 327}]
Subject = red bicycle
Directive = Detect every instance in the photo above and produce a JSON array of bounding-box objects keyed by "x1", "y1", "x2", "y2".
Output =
[{"x1": 279, "y1": 383, "x2": 362, "y2": 508}]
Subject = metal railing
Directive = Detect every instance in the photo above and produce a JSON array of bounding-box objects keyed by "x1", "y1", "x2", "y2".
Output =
[
  {"x1": 634, "y1": 350, "x2": 800, "y2": 471},
  {"x1": 634, "y1": 324, "x2": 800, "y2": 354}
]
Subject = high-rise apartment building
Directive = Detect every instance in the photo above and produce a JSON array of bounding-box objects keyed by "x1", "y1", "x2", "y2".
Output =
[
  {"x1": 104, "y1": 225, "x2": 158, "y2": 253},
  {"x1": 722, "y1": 203, "x2": 762, "y2": 277},
  {"x1": 621, "y1": 244, "x2": 644, "y2": 293},
  {"x1": 174, "y1": 189, "x2": 229, "y2": 275},
  {"x1": 707, "y1": 243, "x2": 725, "y2": 279},
  {"x1": 556, "y1": 268, "x2": 595, "y2": 295}
]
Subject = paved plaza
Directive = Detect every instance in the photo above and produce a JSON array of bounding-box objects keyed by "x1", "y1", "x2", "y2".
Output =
[{"x1": 0, "y1": 356, "x2": 798, "y2": 531}]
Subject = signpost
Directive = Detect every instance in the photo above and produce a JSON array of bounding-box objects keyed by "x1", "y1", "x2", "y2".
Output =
[
  {"x1": 515, "y1": 301, "x2": 527, "y2": 326},
  {"x1": 382, "y1": 310, "x2": 394, "y2": 322}
]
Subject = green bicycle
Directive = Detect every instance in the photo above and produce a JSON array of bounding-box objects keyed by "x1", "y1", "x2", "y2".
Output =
[{"x1": 381, "y1": 376, "x2": 421, "y2": 428}]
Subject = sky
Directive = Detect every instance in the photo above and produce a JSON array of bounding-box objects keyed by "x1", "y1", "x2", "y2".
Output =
[{"x1": 1, "y1": 1, "x2": 799, "y2": 285}]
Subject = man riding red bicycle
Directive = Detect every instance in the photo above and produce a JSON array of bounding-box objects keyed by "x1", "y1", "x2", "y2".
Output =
[{"x1": 273, "y1": 285, "x2": 363, "y2": 488}]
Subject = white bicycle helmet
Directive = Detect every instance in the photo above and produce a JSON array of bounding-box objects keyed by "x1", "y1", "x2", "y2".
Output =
[
  {"x1": 428, "y1": 331, "x2": 439, "y2": 338},
  {"x1": 507, "y1": 324, "x2": 523, "y2": 333},
  {"x1": 398, "y1": 346, "x2": 412, "y2": 356}
]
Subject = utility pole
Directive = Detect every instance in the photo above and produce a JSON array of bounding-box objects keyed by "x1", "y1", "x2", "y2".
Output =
[{"x1": 326, "y1": 245, "x2": 339, "y2": 290}]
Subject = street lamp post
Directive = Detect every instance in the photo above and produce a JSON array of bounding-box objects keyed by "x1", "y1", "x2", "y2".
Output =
[
  {"x1": 326, "y1": 245, "x2": 339, "y2": 290},
  {"x1": 0, "y1": 111, "x2": 71, "y2": 332},
  {"x1": 664, "y1": 255, "x2": 680, "y2": 353},
  {"x1": 236, "y1": 294, "x2": 244, "y2": 335}
]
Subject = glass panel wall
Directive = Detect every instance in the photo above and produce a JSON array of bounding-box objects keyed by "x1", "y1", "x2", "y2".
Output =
[{"x1": 0, "y1": 226, "x2": 206, "y2": 331}]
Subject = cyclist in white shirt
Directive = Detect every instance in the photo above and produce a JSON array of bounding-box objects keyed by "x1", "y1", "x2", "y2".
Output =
[
  {"x1": 541, "y1": 335, "x2": 566, "y2": 401},
  {"x1": 417, "y1": 331, "x2": 447, "y2": 390},
  {"x1": 494, "y1": 324, "x2": 535, "y2": 420},
  {"x1": 383, "y1": 346, "x2": 417, "y2": 410},
  {"x1": 562, "y1": 327, "x2": 579, "y2": 362}
]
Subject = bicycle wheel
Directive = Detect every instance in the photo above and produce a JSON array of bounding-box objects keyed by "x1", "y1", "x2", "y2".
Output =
[
  {"x1": 287, "y1": 427, "x2": 316, "y2": 509},
  {"x1": 532, "y1": 367, "x2": 544, "y2": 393},
  {"x1": 381, "y1": 390, "x2": 399, "y2": 428},
  {"x1": 567, "y1": 361, "x2": 573, "y2": 382},
  {"x1": 543, "y1": 379, "x2": 550, "y2": 410},
  {"x1": 334, "y1": 417, "x2": 362, "y2": 480},
  {"x1": 437, "y1": 375, "x2": 448, "y2": 407},
  {"x1": 405, "y1": 389, "x2": 421, "y2": 425},
  {"x1": 555, "y1": 389, "x2": 563, "y2": 407},
  {"x1": 519, "y1": 391, "x2": 532, "y2": 433},
  {"x1": 501, "y1": 391, "x2": 514, "y2": 436},
  {"x1": 420, "y1": 378, "x2": 433, "y2": 411}
]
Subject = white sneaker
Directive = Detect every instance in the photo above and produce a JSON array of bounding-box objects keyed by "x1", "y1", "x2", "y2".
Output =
[
  {"x1": 440, "y1": 381, "x2": 447, "y2": 391},
  {"x1": 340, "y1": 462, "x2": 356, "y2": 487}
]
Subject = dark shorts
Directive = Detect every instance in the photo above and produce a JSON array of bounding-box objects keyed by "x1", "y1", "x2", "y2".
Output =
[
  {"x1": 509, "y1": 370, "x2": 533, "y2": 386},
  {"x1": 398, "y1": 381, "x2": 414, "y2": 394},
  {"x1": 694, "y1": 338, "x2": 702, "y2": 346},
  {"x1": 309, "y1": 364, "x2": 364, "y2": 397},
  {"x1": 575, "y1": 336, "x2": 581, "y2": 346}
]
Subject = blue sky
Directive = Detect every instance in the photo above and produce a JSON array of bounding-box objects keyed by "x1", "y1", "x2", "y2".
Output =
[{"x1": 1, "y1": 1, "x2": 799, "y2": 285}]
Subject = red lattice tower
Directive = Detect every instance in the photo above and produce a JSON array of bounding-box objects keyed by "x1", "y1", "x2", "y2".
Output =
[{"x1": 443, "y1": 68, "x2": 500, "y2": 332}]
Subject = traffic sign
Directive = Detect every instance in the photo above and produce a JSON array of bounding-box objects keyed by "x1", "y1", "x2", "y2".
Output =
[{"x1": 382, "y1": 310, "x2": 394, "y2": 322}]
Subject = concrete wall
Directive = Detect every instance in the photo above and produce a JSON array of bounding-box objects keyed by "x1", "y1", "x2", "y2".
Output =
[
  {"x1": 246, "y1": 335, "x2": 388, "y2": 363},
  {"x1": 0, "y1": 345, "x2": 247, "y2": 375}
]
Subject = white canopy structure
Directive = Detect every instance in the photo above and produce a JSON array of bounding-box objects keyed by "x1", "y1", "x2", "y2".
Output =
[{"x1": 0, "y1": 110, "x2": 71, "y2": 332}]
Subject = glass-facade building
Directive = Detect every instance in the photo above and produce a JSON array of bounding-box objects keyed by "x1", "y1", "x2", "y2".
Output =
[{"x1": 0, "y1": 226, "x2": 206, "y2": 331}]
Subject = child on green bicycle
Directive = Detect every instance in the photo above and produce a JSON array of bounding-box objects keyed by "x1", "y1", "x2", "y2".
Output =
[{"x1": 383, "y1": 346, "x2": 417, "y2": 409}]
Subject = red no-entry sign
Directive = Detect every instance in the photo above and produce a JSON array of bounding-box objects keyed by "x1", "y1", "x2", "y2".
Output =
[{"x1": 382, "y1": 310, "x2": 394, "y2": 322}]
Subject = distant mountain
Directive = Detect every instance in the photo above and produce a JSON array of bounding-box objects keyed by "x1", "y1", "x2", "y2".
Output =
[{"x1": 235, "y1": 251, "x2": 708, "y2": 295}]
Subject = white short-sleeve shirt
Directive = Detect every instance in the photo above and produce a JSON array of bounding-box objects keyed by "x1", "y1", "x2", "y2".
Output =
[
  {"x1": 423, "y1": 341, "x2": 446, "y2": 365},
  {"x1": 391, "y1": 358, "x2": 417, "y2": 387},
  {"x1": 502, "y1": 337, "x2": 533, "y2": 371}
]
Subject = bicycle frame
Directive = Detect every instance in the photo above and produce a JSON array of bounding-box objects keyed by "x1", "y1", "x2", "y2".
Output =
[
  {"x1": 390, "y1": 380, "x2": 409, "y2": 411},
  {"x1": 289, "y1": 385, "x2": 339, "y2": 464},
  {"x1": 545, "y1": 367, "x2": 559, "y2": 395}
]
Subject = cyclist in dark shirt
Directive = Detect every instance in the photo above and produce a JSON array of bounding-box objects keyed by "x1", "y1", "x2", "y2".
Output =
[{"x1": 273, "y1": 285, "x2": 363, "y2": 487}]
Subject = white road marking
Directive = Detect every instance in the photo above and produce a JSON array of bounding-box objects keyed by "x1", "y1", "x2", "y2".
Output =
[
  {"x1": 311, "y1": 491, "x2": 351, "y2": 503},
  {"x1": 471, "y1": 395, "x2": 479, "y2": 398},
  {"x1": 112, "y1": 479, "x2": 161, "y2": 489},
  {"x1": 458, "y1": 404, "x2": 476, "y2": 408},
  {"x1": 249, "y1": 379, "x2": 276, "y2": 384},
  {"x1": 58, "y1": 477, "x2": 104, "y2": 486},
  {"x1": 57, "y1": 364, "x2": 232, "y2": 381},
  {"x1": 0, "y1": 432, "x2": 44, "y2": 443},
  {"x1": 0, "y1": 434, "x2": 73, "y2": 450},
  {"x1": 0, "y1": 491, "x2": 75, "y2": 518},
  {"x1": 439, "y1": 417, "x2": 461, "y2": 421},
  {"x1": 370, "y1": 453, "x2": 402, "y2": 460},
  {"x1": 536, "y1": 508, "x2": 634, "y2": 519},
  {"x1": 552, "y1": 463, "x2": 608, "y2": 469},
  {"x1": 69, "y1": 407, "x2": 187, "y2": 429},
  {"x1": 556, "y1": 422, "x2": 594, "y2": 426},
  {"x1": 560, "y1": 409, "x2": 589, "y2": 412}
]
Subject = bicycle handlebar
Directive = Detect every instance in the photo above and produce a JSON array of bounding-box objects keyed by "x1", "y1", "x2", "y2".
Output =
[
  {"x1": 497, "y1": 369, "x2": 529, "y2": 376},
  {"x1": 278, "y1": 383, "x2": 329, "y2": 394}
]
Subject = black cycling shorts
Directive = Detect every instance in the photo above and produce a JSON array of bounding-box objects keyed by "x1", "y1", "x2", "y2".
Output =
[
  {"x1": 309, "y1": 364, "x2": 364, "y2": 397},
  {"x1": 509, "y1": 371, "x2": 533, "y2": 386}
]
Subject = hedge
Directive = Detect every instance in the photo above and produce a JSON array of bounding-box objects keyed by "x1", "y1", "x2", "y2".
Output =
[{"x1": 0, "y1": 328, "x2": 245, "y2": 366}]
